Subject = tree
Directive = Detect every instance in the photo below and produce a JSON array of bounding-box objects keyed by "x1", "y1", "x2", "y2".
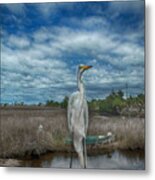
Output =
[
  {"x1": 98, "y1": 90, "x2": 126, "y2": 115},
  {"x1": 61, "y1": 96, "x2": 69, "y2": 109},
  {"x1": 117, "y1": 90, "x2": 124, "y2": 99}
]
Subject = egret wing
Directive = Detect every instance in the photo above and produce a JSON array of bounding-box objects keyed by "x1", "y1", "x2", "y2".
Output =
[
  {"x1": 67, "y1": 92, "x2": 79, "y2": 133},
  {"x1": 67, "y1": 95, "x2": 73, "y2": 133},
  {"x1": 83, "y1": 99, "x2": 89, "y2": 134}
]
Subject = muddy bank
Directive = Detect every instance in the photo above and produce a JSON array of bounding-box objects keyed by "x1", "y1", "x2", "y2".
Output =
[{"x1": 0, "y1": 158, "x2": 22, "y2": 167}]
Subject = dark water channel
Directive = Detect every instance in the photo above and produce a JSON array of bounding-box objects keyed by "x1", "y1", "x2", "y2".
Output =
[{"x1": 20, "y1": 150, "x2": 145, "y2": 170}]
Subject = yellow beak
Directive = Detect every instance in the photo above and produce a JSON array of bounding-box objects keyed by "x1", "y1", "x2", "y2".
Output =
[{"x1": 82, "y1": 65, "x2": 93, "y2": 70}]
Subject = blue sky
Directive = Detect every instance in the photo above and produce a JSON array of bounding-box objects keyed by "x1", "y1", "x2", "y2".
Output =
[{"x1": 0, "y1": 1, "x2": 145, "y2": 104}]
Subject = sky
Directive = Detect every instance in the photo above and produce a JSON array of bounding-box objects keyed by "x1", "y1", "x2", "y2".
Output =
[{"x1": 0, "y1": 0, "x2": 145, "y2": 104}]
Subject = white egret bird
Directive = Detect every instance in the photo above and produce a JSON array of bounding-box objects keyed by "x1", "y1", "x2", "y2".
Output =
[{"x1": 67, "y1": 64, "x2": 92, "y2": 168}]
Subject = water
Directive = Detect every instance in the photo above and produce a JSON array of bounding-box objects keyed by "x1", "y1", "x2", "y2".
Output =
[{"x1": 20, "y1": 150, "x2": 145, "y2": 170}]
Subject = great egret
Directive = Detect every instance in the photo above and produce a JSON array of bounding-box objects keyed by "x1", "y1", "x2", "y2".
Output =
[{"x1": 67, "y1": 64, "x2": 92, "y2": 168}]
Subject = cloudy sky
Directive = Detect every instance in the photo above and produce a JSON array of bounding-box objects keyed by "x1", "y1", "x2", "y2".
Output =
[{"x1": 0, "y1": 0, "x2": 144, "y2": 104}]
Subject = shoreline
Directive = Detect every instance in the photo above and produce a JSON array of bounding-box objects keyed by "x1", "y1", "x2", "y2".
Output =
[
  {"x1": 0, "y1": 141, "x2": 144, "y2": 160},
  {"x1": 0, "y1": 147, "x2": 145, "y2": 167}
]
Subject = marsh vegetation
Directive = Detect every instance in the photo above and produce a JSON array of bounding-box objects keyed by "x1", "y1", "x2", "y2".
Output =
[{"x1": 0, "y1": 106, "x2": 144, "y2": 159}]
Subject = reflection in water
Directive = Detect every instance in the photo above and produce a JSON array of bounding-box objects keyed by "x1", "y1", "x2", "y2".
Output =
[{"x1": 20, "y1": 150, "x2": 144, "y2": 170}]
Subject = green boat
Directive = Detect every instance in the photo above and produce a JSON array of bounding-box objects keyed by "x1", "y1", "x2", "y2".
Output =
[{"x1": 65, "y1": 133, "x2": 115, "y2": 145}]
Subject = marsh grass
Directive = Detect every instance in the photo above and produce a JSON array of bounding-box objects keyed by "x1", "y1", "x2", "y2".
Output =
[
  {"x1": 0, "y1": 107, "x2": 144, "y2": 158},
  {"x1": 88, "y1": 115, "x2": 145, "y2": 150},
  {"x1": 0, "y1": 107, "x2": 68, "y2": 158}
]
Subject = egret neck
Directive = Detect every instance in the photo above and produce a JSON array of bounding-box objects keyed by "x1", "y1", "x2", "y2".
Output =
[{"x1": 77, "y1": 69, "x2": 85, "y2": 96}]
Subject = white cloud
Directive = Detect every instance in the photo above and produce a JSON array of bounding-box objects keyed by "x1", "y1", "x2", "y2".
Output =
[
  {"x1": 4, "y1": 4, "x2": 25, "y2": 15},
  {"x1": 35, "y1": 2, "x2": 75, "y2": 18},
  {"x1": 36, "y1": 3, "x2": 58, "y2": 18},
  {"x1": 1, "y1": 19, "x2": 144, "y2": 103},
  {"x1": 6, "y1": 35, "x2": 31, "y2": 49}
]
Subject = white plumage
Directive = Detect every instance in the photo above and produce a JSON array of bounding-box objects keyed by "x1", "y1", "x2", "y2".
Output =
[{"x1": 67, "y1": 64, "x2": 92, "y2": 168}]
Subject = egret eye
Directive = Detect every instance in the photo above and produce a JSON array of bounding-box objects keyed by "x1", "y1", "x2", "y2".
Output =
[{"x1": 79, "y1": 65, "x2": 84, "y2": 69}]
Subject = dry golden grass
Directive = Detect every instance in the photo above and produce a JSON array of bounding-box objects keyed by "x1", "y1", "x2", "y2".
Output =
[
  {"x1": 0, "y1": 107, "x2": 68, "y2": 158},
  {"x1": 0, "y1": 107, "x2": 144, "y2": 158},
  {"x1": 88, "y1": 114, "x2": 145, "y2": 150}
]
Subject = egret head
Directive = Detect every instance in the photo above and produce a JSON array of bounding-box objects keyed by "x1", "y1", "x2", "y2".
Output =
[{"x1": 79, "y1": 64, "x2": 93, "y2": 74}]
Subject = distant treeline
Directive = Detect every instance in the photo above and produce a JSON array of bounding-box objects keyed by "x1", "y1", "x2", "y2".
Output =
[
  {"x1": 1, "y1": 90, "x2": 145, "y2": 116},
  {"x1": 88, "y1": 91, "x2": 144, "y2": 116}
]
